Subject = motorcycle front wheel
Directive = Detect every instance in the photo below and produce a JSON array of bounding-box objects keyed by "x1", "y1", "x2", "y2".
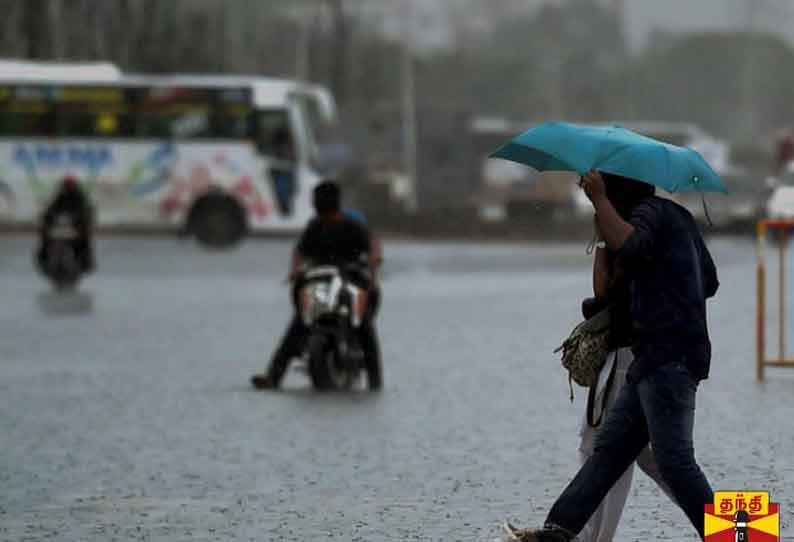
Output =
[{"x1": 307, "y1": 334, "x2": 355, "y2": 391}]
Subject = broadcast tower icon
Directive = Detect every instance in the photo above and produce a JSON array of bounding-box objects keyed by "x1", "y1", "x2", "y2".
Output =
[{"x1": 734, "y1": 510, "x2": 749, "y2": 542}]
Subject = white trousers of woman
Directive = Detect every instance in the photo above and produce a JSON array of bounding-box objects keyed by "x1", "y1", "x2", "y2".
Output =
[{"x1": 576, "y1": 347, "x2": 675, "y2": 542}]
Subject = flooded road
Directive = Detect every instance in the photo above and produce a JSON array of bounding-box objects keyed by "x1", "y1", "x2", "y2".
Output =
[{"x1": 1, "y1": 235, "x2": 792, "y2": 541}]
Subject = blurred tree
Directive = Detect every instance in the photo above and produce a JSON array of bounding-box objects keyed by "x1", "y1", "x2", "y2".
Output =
[
  {"x1": 623, "y1": 32, "x2": 794, "y2": 138},
  {"x1": 327, "y1": 0, "x2": 350, "y2": 104},
  {"x1": 101, "y1": 0, "x2": 133, "y2": 65},
  {"x1": 0, "y1": 0, "x2": 23, "y2": 57},
  {"x1": 427, "y1": 0, "x2": 625, "y2": 120},
  {"x1": 21, "y1": 0, "x2": 54, "y2": 59}
]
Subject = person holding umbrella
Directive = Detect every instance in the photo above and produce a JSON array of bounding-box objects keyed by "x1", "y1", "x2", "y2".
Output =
[
  {"x1": 576, "y1": 184, "x2": 676, "y2": 542},
  {"x1": 493, "y1": 123, "x2": 723, "y2": 541}
]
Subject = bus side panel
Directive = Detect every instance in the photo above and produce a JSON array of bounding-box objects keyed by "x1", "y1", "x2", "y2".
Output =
[
  {"x1": 0, "y1": 138, "x2": 179, "y2": 226},
  {"x1": 0, "y1": 139, "x2": 41, "y2": 221},
  {"x1": 170, "y1": 143, "x2": 318, "y2": 231},
  {"x1": 0, "y1": 138, "x2": 315, "y2": 231}
]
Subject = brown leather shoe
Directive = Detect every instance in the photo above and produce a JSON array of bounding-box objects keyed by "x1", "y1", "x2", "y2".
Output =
[
  {"x1": 503, "y1": 522, "x2": 572, "y2": 542},
  {"x1": 251, "y1": 373, "x2": 278, "y2": 390}
]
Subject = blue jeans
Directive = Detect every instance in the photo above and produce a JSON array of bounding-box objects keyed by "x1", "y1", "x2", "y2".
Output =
[{"x1": 545, "y1": 361, "x2": 713, "y2": 540}]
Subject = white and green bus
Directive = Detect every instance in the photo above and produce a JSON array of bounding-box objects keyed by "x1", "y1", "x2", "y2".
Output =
[{"x1": 0, "y1": 61, "x2": 336, "y2": 246}]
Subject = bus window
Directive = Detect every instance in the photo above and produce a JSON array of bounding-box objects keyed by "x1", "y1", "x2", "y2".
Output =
[
  {"x1": 213, "y1": 87, "x2": 252, "y2": 139},
  {"x1": 290, "y1": 94, "x2": 321, "y2": 166},
  {"x1": 0, "y1": 111, "x2": 55, "y2": 135},
  {"x1": 214, "y1": 103, "x2": 252, "y2": 139},
  {"x1": 256, "y1": 110, "x2": 297, "y2": 217},
  {"x1": 0, "y1": 85, "x2": 55, "y2": 135},
  {"x1": 255, "y1": 110, "x2": 294, "y2": 160},
  {"x1": 55, "y1": 111, "x2": 133, "y2": 137},
  {"x1": 136, "y1": 87, "x2": 213, "y2": 139},
  {"x1": 136, "y1": 106, "x2": 212, "y2": 138},
  {"x1": 55, "y1": 106, "x2": 133, "y2": 137},
  {"x1": 52, "y1": 85, "x2": 132, "y2": 137}
]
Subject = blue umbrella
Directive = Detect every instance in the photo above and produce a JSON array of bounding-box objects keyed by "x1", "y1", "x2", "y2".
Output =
[{"x1": 490, "y1": 122, "x2": 728, "y2": 194}]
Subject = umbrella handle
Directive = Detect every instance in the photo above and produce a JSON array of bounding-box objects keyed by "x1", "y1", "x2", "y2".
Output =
[{"x1": 700, "y1": 191, "x2": 714, "y2": 227}]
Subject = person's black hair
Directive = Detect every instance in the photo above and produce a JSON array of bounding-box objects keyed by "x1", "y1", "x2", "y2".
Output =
[
  {"x1": 601, "y1": 171, "x2": 655, "y2": 219},
  {"x1": 313, "y1": 180, "x2": 341, "y2": 215}
]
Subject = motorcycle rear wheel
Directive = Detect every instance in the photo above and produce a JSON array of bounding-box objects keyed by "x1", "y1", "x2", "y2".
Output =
[{"x1": 45, "y1": 243, "x2": 81, "y2": 290}]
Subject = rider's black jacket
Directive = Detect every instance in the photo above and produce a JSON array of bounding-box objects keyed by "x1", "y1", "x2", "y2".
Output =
[
  {"x1": 39, "y1": 187, "x2": 94, "y2": 270},
  {"x1": 41, "y1": 188, "x2": 93, "y2": 237},
  {"x1": 297, "y1": 215, "x2": 371, "y2": 266}
]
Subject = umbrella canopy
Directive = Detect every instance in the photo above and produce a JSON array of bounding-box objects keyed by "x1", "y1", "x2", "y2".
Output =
[{"x1": 490, "y1": 122, "x2": 728, "y2": 194}]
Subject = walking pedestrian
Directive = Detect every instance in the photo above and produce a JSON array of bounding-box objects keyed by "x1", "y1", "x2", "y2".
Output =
[
  {"x1": 508, "y1": 171, "x2": 719, "y2": 542},
  {"x1": 576, "y1": 236, "x2": 675, "y2": 542}
]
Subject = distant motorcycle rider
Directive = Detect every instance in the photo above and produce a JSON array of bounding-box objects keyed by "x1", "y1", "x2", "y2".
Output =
[
  {"x1": 37, "y1": 175, "x2": 95, "y2": 273},
  {"x1": 252, "y1": 180, "x2": 383, "y2": 390}
]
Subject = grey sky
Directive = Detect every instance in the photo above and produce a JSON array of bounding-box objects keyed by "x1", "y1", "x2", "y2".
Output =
[
  {"x1": 522, "y1": 0, "x2": 791, "y2": 50},
  {"x1": 602, "y1": 0, "x2": 794, "y2": 51},
  {"x1": 376, "y1": 0, "x2": 794, "y2": 53},
  {"x1": 477, "y1": 0, "x2": 790, "y2": 51},
  {"x1": 623, "y1": 0, "x2": 740, "y2": 50}
]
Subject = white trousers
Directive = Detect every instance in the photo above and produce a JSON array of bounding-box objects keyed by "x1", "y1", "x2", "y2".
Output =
[{"x1": 576, "y1": 348, "x2": 675, "y2": 542}]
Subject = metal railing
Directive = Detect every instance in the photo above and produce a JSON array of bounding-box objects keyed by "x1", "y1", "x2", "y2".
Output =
[{"x1": 756, "y1": 219, "x2": 794, "y2": 380}]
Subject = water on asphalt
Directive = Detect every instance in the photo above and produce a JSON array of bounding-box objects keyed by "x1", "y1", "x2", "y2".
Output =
[{"x1": 1, "y1": 235, "x2": 792, "y2": 541}]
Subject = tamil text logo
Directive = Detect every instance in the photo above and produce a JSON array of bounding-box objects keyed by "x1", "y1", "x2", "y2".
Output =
[{"x1": 705, "y1": 491, "x2": 779, "y2": 541}]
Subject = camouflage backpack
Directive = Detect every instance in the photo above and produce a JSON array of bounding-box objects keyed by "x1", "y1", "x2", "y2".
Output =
[{"x1": 554, "y1": 308, "x2": 611, "y2": 401}]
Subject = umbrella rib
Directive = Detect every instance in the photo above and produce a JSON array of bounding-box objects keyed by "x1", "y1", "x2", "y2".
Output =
[
  {"x1": 593, "y1": 142, "x2": 636, "y2": 171},
  {"x1": 495, "y1": 142, "x2": 577, "y2": 173},
  {"x1": 529, "y1": 145, "x2": 581, "y2": 173}
]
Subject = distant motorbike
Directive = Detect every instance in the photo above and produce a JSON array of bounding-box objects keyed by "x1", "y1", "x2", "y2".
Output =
[
  {"x1": 298, "y1": 262, "x2": 372, "y2": 390},
  {"x1": 40, "y1": 213, "x2": 83, "y2": 290}
]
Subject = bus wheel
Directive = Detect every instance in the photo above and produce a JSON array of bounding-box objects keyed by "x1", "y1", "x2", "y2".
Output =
[{"x1": 187, "y1": 193, "x2": 248, "y2": 248}]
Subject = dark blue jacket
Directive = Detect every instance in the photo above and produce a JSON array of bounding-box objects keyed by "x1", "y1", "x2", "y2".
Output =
[{"x1": 617, "y1": 196, "x2": 719, "y2": 382}]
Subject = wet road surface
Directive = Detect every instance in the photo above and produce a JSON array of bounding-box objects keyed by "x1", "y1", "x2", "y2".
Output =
[{"x1": 1, "y1": 235, "x2": 792, "y2": 541}]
